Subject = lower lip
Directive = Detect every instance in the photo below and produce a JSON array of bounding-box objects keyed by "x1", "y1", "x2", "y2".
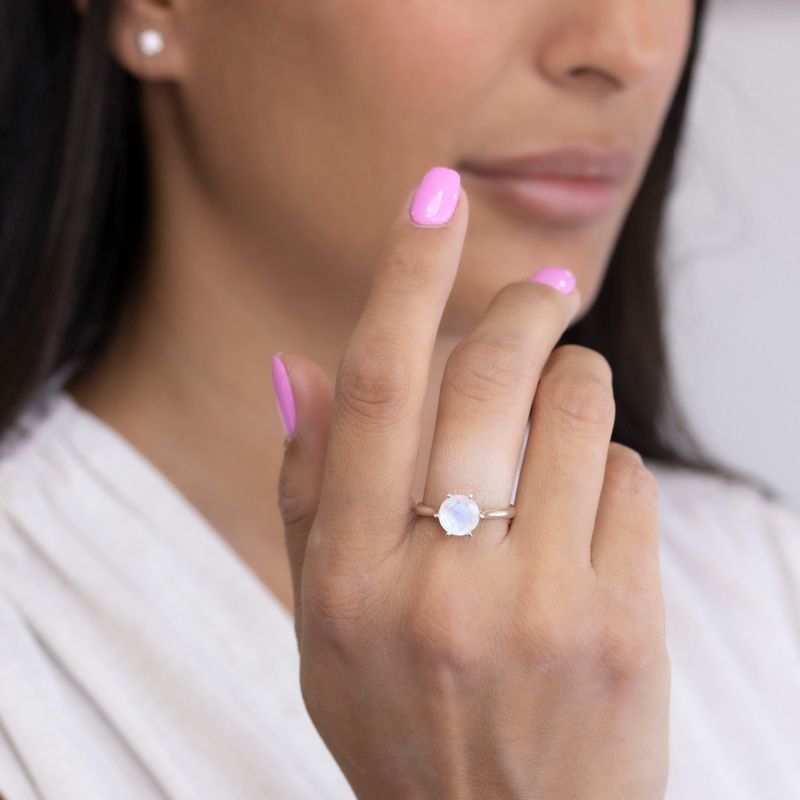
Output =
[{"x1": 461, "y1": 168, "x2": 619, "y2": 225}]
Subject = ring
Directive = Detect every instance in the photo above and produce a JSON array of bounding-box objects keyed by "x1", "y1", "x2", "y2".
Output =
[{"x1": 414, "y1": 493, "x2": 516, "y2": 537}]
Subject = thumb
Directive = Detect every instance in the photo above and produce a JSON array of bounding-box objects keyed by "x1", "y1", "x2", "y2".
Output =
[{"x1": 271, "y1": 352, "x2": 333, "y2": 634}]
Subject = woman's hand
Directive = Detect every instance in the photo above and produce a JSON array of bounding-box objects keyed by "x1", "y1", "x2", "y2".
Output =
[{"x1": 275, "y1": 167, "x2": 670, "y2": 800}]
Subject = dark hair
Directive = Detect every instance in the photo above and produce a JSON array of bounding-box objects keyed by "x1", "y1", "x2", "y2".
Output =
[
  {"x1": 557, "y1": 0, "x2": 778, "y2": 502},
  {"x1": 0, "y1": 0, "x2": 780, "y2": 501}
]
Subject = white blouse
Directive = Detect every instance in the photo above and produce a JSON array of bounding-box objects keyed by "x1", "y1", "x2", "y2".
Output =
[{"x1": 0, "y1": 382, "x2": 798, "y2": 799}]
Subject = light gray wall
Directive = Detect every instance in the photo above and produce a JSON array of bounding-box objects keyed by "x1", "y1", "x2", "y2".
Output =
[{"x1": 662, "y1": 0, "x2": 800, "y2": 512}]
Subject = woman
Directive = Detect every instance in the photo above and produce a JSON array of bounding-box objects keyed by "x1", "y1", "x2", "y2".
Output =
[{"x1": 0, "y1": 0, "x2": 798, "y2": 797}]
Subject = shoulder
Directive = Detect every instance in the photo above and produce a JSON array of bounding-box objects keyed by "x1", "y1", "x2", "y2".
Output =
[
  {"x1": 0, "y1": 389, "x2": 60, "y2": 686},
  {"x1": 645, "y1": 458, "x2": 800, "y2": 605},
  {"x1": 0, "y1": 385, "x2": 86, "y2": 577},
  {"x1": 645, "y1": 458, "x2": 800, "y2": 546},
  {"x1": 0, "y1": 384, "x2": 76, "y2": 488}
]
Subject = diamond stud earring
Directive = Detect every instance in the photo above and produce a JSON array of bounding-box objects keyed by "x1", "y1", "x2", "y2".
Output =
[{"x1": 137, "y1": 29, "x2": 164, "y2": 57}]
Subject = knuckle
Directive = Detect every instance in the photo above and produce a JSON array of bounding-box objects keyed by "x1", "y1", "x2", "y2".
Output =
[
  {"x1": 277, "y1": 479, "x2": 315, "y2": 534},
  {"x1": 444, "y1": 333, "x2": 528, "y2": 402},
  {"x1": 335, "y1": 342, "x2": 413, "y2": 426},
  {"x1": 537, "y1": 367, "x2": 615, "y2": 428},
  {"x1": 514, "y1": 573, "x2": 668, "y2": 692},
  {"x1": 607, "y1": 441, "x2": 645, "y2": 465},
  {"x1": 306, "y1": 576, "x2": 370, "y2": 647},
  {"x1": 605, "y1": 445, "x2": 659, "y2": 501},
  {"x1": 588, "y1": 588, "x2": 667, "y2": 692},
  {"x1": 515, "y1": 584, "x2": 594, "y2": 671},
  {"x1": 593, "y1": 623, "x2": 666, "y2": 693},
  {"x1": 547, "y1": 344, "x2": 614, "y2": 384},
  {"x1": 405, "y1": 574, "x2": 487, "y2": 672}
]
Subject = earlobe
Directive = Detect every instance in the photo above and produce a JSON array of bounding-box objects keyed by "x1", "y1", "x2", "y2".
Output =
[
  {"x1": 106, "y1": 1, "x2": 185, "y2": 81},
  {"x1": 138, "y1": 29, "x2": 165, "y2": 57}
]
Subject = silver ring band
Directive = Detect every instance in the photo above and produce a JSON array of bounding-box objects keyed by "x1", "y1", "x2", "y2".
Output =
[{"x1": 414, "y1": 492, "x2": 515, "y2": 537}]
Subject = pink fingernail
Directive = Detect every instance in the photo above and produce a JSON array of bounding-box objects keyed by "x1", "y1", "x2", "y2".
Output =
[
  {"x1": 529, "y1": 266, "x2": 577, "y2": 295},
  {"x1": 271, "y1": 353, "x2": 296, "y2": 438},
  {"x1": 410, "y1": 166, "x2": 461, "y2": 226}
]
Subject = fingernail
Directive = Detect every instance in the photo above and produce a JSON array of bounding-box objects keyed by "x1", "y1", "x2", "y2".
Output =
[
  {"x1": 409, "y1": 166, "x2": 461, "y2": 226},
  {"x1": 271, "y1": 353, "x2": 296, "y2": 438},
  {"x1": 529, "y1": 266, "x2": 577, "y2": 295}
]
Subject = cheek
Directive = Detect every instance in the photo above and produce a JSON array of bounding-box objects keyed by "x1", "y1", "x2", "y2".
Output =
[
  {"x1": 656, "y1": 0, "x2": 696, "y2": 113},
  {"x1": 186, "y1": 0, "x2": 506, "y2": 268},
  {"x1": 633, "y1": 0, "x2": 696, "y2": 162},
  {"x1": 288, "y1": 2, "x2": 502, "y2": 169}
]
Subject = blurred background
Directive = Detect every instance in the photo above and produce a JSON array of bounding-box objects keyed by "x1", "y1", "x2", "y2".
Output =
[{"x1": 663, "y1": 0, "x2": 800, "y2": 512}]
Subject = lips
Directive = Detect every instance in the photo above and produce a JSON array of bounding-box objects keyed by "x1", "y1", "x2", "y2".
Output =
[{"x1": 459, "y1": 145, "x2": 636, "y2": 225}]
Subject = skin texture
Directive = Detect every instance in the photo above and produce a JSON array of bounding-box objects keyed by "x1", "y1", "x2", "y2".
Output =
[
  {"x1": 279, "y1": 179, "x2": 670, "y2": 798},
  {"x1": 66, "y1": 1, "x2": 692, "y2": 793}
]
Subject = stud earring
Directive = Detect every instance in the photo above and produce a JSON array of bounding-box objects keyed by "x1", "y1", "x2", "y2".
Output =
[{"x1": 137, "y1": 29, "x2": 164, "y2": 57}]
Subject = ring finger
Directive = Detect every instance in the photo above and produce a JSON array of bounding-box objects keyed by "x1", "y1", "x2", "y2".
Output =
[{"x1": 416, "y1": 268, "x2": 582, "y2": 549}]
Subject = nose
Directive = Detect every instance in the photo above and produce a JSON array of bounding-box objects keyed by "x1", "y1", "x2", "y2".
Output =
[{"x1": 536, "y1": 0, "x2": 667, "y2": 94}]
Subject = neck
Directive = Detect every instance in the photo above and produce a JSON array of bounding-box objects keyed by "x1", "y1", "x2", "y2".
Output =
[{"x1": 64, "y1": 172, "x2": 458, "y2": 590}]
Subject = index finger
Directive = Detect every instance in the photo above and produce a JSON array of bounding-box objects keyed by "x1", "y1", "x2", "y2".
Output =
[{"x1": 315, "y1": 167, "x2": 468, "y2": 557}]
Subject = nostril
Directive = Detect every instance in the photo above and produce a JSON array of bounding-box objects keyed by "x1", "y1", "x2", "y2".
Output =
[{"x1": 567, "y1": 65, "x2": 622, "y2": 92}]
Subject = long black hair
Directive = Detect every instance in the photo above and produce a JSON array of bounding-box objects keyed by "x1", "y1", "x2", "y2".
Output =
[{"x1": 0, "y1": 0, "x2": 780, "y2": 501}]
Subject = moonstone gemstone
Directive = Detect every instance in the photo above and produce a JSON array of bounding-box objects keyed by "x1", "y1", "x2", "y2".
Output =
[{"x1": 437, "y1": 494, "x2": 481, "y2": 536}]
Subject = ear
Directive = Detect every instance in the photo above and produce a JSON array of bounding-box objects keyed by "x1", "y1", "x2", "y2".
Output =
[{"x1": 76, "y1": 0, "x2": 188, "y2": 81}]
